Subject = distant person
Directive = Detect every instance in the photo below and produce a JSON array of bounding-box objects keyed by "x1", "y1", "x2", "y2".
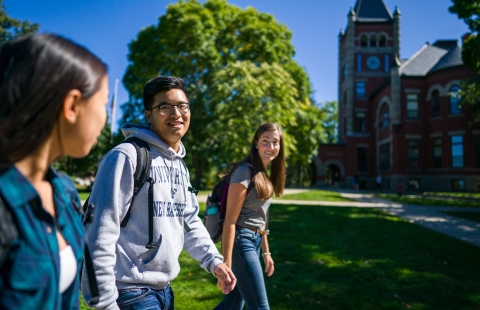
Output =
[
  {"x1": 0, "y1": 34, "x2": 108, "y2": 309},
  {"x1": 81, "y1": 76, "x2": 236, "y2": 310},
  {"x1": 215, "y1": 123, "x2": 286, "y2": 310},
  {"x1": 354, "y1": 174, "x2": 360, "y2": 191},
  {"x1": 397, "y1": 182, "x2": 403, "y2": 197},
  {"x1": 375, "y1": 175, "x2": 382, "y2": 191}
]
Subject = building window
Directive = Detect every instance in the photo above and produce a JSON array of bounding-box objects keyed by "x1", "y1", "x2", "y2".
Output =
[
  {"x1": 379, "y1": 103, "x2": 390, "y2": 128},
  {"x1": 450, "y1": 85, "x2": 462, "y2": 115},
  {"x1": 356, "y1": 82, "x2": 366, "y2": 99},
  {"x1": 379, "y1": 34, "x2": 386, "y2": 47},
  {"x1": 475, "y1": 136, "x2": 480, "y2": 168},
  {"x1": 343, "y1": 117, "x2": 347, "y2": 137},
  {"x1": 360, "y1": 34, "x2": 368, "y2": 47},
  {"x1": 357, "y1": 54, "x2": 362, "y2": 72},
  {"x1": 407, "y1": 140, "x2": 419, "y2": 168},
  {"x1": 408, "y1": 178, "x2": 421, "y2": 190},
  {"x1": 432, "y1": 90, "x2": 440, "y2": 117},
  {"x1": 343, "y1": 91, "x2": 347, "y2": 105},
  {"x1": 357, "y1": 147, "x2": 367, "y2": 172},
  {"x1": 452, "y1": 179, "x2": 465, "y2": 191},
  {"x1": 379, "y1": 143, "x2": 390, "y2": 171},
  {"x1": 384, "y1": 54, "x2": 390, "y2": 72},
  {"x1": 406, "y1": 93, "x2": 419, "y2": 119},
  {"x1": 433, "y1": 138, "x2": 442, "y2": 168},
  {"x1": 451, "y1": 135, "x2": 464, "y2": 168},
  {"x1": 369, "y1": 34, "x2": 377, "y2": 47},
  {"x1": 355, "y1": 112, "x2": 366, "y2": 132}
]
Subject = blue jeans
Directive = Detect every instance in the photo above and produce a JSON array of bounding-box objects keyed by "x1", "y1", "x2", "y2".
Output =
[
  {"x1": 215, "y1": 227, "x2": 269, "y2": 310},
  {"x1": 116, "y1": 284, "x2": 174, "y2": 310}
]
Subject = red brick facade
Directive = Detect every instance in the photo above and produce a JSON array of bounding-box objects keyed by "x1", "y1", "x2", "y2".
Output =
[{"x1": 315, "y1": 0, "x2": 480, "y2": 192}]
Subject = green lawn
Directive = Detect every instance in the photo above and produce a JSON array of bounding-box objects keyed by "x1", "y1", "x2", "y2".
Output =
[
  {"x1": 276, "y1": 189, "x2": 352, "y2": 202},
  {"x1": 377, "y1": 193, "x2": 480, "y2": 208},
  {"x1": 78, "y1": 192, "x2": 90, "y2": 202},
  {"x1": 423, "y1": 192, "x2": 480, "y2": 199},
  {"x1": 441, "y1": 211, "x2": 480, "y2": 223},
  {"x1": 82, "y1": 203, "x2": 480, "y2": 309}
]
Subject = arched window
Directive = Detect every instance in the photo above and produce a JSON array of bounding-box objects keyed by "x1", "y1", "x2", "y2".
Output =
[
  {"x1": 450, "y1": 85, "x2": 462, "y2": 115},
  {"x1": 370, "y1": 34, "x2": 377, "y2": 47},
  {"x1": 379, "y1": 34, "x2": 386, "y2": 47},
  {"x1": 379, "y1": 103, "x2": 390, "y2": 128},
  {"x1": 360, "y1": 34, "x2": 368, "y2": 47},
  {"x1": 432, "y1": 90, "x2": 440, "y2": 117}
]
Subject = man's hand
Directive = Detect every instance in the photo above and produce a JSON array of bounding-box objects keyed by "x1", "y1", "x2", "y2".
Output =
[{"x1": 214, "y1": 263, "x2": 236, "y2": 294}]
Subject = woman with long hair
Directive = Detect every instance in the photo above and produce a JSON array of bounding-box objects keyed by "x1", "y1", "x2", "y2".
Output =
[
  {"x1": 215, "y1": 122, "x2": 286, "y2": 310},
  {"x1": 0, "y1": 33, "x2": 108, "y2": 309}
]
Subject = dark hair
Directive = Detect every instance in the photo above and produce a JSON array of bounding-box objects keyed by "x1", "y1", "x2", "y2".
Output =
[
  {"x1": 143, "y1": 76, "x2": 188, "y2": 110},
  {"x1": 0, "y1": 33, "x2": 107, "y2": 167},
  {"x1": 227, "y1": 123, "x2": 286, "y2": 199}
]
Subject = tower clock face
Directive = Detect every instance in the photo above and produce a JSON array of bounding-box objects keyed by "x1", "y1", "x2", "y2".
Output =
[{"x1": 366, "y1": 56, "x2": 381, "y2": 70}]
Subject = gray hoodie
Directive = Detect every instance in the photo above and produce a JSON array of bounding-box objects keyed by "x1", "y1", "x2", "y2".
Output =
[{"x1": 81, "y1": 124, "x2": 224, "y2": 310}]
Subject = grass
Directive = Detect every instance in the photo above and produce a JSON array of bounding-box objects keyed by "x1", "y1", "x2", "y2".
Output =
[
  {"x1": 79, "y1": 192, "x2": 90, "y2": 202},
  {"x1": 276, "y1": 189, "x2": 352, "y2": 202},
  {"x1": 377, "y1": 193, "x2": 480, "y2": 208},
  {"x1": 423, "y1": 192, "x2": 480, "y2": 199},
  {"x1": 441, "y1": 211, "x2": 480, "y2": 223},
  {"x1": 82, "y1": 203, "x2": 480, "y2": 309}
]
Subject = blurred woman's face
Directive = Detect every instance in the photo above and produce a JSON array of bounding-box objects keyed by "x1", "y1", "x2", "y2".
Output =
[{"x1": 64, "y1": 75, "x2": 109, "y2": 158}]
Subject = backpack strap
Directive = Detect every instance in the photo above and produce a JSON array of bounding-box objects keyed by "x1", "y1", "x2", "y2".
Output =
[
  {"x1": 220, "y1": 164, "x2": 256, "y2": 216},
  {"x1": 120, "y1": 137, "x2": 152, "y2": 228},
  {"x1": 0, "y1": 194, "x2": 18, "y2": 268},
  {"x1": 145, "y1": 177, "x2": 160, "y2": 249}
]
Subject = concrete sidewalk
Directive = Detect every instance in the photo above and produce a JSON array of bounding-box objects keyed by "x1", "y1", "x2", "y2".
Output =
[{"x1": 340, "y1": 192, "x2": 480, "y2": 247}]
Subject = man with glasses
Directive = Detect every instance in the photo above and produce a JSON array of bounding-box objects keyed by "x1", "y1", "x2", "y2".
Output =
[{"x1": 81, "y1": 76, "x2": 236, "y2": 310}]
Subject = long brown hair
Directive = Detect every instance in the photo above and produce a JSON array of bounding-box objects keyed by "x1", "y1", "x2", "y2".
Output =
[
  {"x1": 0, "y1": 34, "x2": 107, "y2": 167},
  {"x1": 227, "y1": 123, "x2": 286, "y2": 200}
]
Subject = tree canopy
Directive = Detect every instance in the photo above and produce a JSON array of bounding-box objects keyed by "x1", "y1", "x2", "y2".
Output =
[
  {"x1": 0, "y1": 0, "x2": 38, "y2": 44},
  {"x1": 122, "y1": 0, "x2": 325, "y2": 187},
  {"x1": 449, "y1": 0, "x2": 480, "y2": 123}
]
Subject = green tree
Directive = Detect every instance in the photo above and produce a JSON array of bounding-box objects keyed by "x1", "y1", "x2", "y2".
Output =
[
  {"x1": 449, "y1": 0, "x2": 480, "y2": 123},
  {"x1": 122, "y1": 0, "x2": 322, "y2": 187},
  {"x1": 0, "y1": 0, "x2": 38, "y2": 44},
  {"x1": 319, "y1": 100, "x2": 338, "y2": 143}
]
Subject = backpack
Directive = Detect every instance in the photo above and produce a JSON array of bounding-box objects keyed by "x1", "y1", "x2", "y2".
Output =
[{"x1": 204, "y1": 164, "x2": 255, "y2": 243}]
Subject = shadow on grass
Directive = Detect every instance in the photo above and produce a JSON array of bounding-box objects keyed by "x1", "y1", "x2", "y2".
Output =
[{"x1": 266, "y1": 204, "x2": 480, "y2": 310}]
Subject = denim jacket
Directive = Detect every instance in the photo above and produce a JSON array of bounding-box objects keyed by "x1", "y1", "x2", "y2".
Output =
[{"x1": 0, "y1": 166, "x2": 85, "y2": 310}]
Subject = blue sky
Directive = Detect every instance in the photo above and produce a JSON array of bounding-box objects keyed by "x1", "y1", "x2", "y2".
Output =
[{"x1": 5, "y1": 0, "x2": 468, "y2": 122}]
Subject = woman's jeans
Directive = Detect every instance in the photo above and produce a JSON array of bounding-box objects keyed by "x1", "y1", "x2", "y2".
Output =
[
  {"x1": 215, "y1": 227, "x2": 270, "y2": 310},
  {"x1": 116, "y1": 284, "x2": 174, "y2": 310}
]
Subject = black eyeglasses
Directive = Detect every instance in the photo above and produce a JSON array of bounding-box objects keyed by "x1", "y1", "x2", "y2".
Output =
[{"x1": 150, "y1": 102, "x2": 190, "y2": 115}]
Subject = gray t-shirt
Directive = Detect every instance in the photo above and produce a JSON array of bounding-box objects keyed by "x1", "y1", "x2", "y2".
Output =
[{"x1": 230, "y1": 164, "x2": 272, "y2": 229}]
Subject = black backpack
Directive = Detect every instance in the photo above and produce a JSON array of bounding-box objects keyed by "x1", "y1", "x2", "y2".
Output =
[{"x1": 204, "y1": 164, "x2": 255, "y2": 243}]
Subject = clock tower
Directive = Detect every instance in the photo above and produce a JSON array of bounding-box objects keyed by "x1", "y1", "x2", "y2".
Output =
[{"x1": 338, "y1": 0, "x2": 400, "y2": 139}]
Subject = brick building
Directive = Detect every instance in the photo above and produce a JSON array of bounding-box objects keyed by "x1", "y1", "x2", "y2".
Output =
[{"x1": 314, "y1": 0, "x2": 480, "y2": 192}]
